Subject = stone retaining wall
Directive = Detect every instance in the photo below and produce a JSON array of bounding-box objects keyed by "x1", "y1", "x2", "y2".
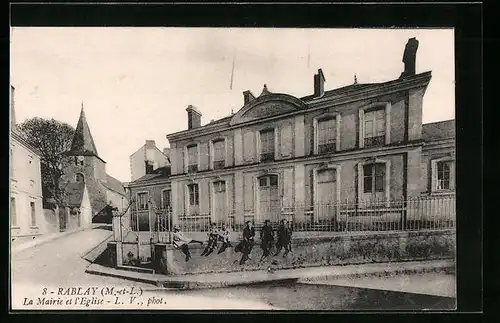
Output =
[{"x1": 152, "y1": 230, "x2": 455, "y2": 275}]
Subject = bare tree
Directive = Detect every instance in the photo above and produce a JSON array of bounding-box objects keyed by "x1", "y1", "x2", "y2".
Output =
[{"x1": 17, "y1": 117, "x2": 75, "y2": 208}]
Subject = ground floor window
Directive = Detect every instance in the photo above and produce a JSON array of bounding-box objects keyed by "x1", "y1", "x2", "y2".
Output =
[
  {"x1": 187, "y1": 183, "x2": 200, "y2": 215},
  {"x1": 431, "y1": 157, "x2": 455, "y2": 193},
  {"x1": 363, "y1": 163, "x2": 386, "y2": 194},
  {"x1": 436, "y1": 161, "x2": 451, "y2": 190}
]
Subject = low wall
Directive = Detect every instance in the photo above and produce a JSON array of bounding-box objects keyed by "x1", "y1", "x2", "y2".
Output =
[{"x1": 153, "y1": 230, "x2": 455, "y2": 275}]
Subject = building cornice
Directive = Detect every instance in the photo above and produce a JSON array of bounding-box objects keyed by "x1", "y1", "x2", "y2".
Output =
[
  {"x1": 166, "y1": 72, "x2": 432, "y2": 142},
  {"x1": 422, "y1": 138, "x2": 455, "y2": 151},
  {"x1": 127, "y1": 179, "x2": 171, "y2": 189},
  {"x1": 10, "y1": 130, "x2": 42, "y2": 157},
  {"x1": 168, "y1": 140, "x2": 424, "y2": 181}
]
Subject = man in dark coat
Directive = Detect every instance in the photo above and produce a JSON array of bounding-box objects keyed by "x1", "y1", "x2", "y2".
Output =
[
  {"x1": 259, "y1": 220, "x2": 274, "y2": 263},
  {"x1": 274, "y1": 219, "x2": 293, "y2": 257},
  {"x1": 201, "y1": 223, "x2": 219, "y2": 256},
  {"x1": 235, "y1": 221, "x2": 255, "y2": 265},
  {"x1": 217, "y1": 223, "x2": 232, "y2": 254}
]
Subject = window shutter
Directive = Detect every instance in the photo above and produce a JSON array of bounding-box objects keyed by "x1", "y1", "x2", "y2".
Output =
[
  {"x1": 243, "y1": 131, "x2": 255, "y2": 162},
  {"x1": 281, "y1": 123, "x2": 292, "y2": 157}
]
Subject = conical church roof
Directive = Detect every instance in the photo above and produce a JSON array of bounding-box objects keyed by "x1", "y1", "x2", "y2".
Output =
[{"x1": 68, "y1": 105, "x2": 100, "y2": 157}]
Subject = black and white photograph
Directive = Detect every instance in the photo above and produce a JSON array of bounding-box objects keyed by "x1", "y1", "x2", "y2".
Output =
[{"x1": 10, "y1": 25, "x2": 459, "y2": 311}]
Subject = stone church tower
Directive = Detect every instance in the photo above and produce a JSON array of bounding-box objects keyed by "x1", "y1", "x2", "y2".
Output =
[{"x1": 62, "y1": 106, "x2": 113, "y2": 216}]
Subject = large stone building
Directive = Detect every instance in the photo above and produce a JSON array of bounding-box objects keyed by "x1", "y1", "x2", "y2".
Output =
[
  {"x1": 10, "y1": 85, "x2": 47, "y2": 239},
  {"x1": 127, "y1": 38, "x2": 455, "y2": 233},
  {"x1": 129, "y1": 140, "x2": 170, "y2": 182},
  {"x1": 61, "y1": 106, "x2": 128, "y2": 225}
]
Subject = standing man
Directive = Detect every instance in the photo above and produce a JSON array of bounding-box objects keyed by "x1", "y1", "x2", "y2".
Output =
[
  {"x1": 235, "y1": 221, "x2": 255, "y2": 265},
  {"x1": 172, "y1": 225, "x2": 203, "y2": 262},
  {"x1": 259, "y1": 220, "x2": 274, "y2": 263},
  {"x1": 274, "y1": 219, "x2": 293, "y2": 257}
]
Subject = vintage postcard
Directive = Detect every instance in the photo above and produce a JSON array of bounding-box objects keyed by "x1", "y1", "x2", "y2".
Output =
[{"x1": 10, "y1": 27, "x2": 456, "y2": 311}]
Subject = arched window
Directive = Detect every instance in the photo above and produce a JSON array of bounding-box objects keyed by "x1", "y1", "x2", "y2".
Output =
[{"x1": 75, "y1": 173, "x2": 85, "y2": 183}]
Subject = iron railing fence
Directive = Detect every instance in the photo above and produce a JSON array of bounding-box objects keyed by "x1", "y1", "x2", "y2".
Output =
[{"x1": 128, "y1": 195, "x2": 455, "y2": 239}]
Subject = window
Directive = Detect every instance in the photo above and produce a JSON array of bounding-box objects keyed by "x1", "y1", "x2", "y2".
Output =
[
  {"x1": 259, "y1": 175, "x2": 278, "y2": 188},
  {"x1": 437, "y1": 161, "x2": 451, "y2": 190},
  {"x1": 260, "y1": 129, "x2": 275, "y2": 162},
  {"x1": 188, "y1": 184, "x2": 199, "y2": 206},
  {"x1": 145, "y1": 160, "x2": 154, "y2": 174},
  {"x1": 214, "y1": 180, "x2": 226, "y2": 193},
  {"x1": 364, "y1": 108, "x2": 386, "y2": 147},
  {"x1": 431, "y1": 157, "x2": 455, "y2": 193},
  {"x1": 137, "y1": 192, "x2": 148, "y2": 210},
  {"x1": 74, "y1": 156, "x2": 84, "y2": 166},
  {"x1": 317, "y1": 117, "x2": 337, "y2": 153},
  {"x1": 161, "y1": 190, "x2": 171, "y2": 209},
  {"x1": 75, "y1": 173, "x2": 85, "y2": 183},
  {"x1": 212, "y1": 139, "x2": 226, "y2": 170},
  {"x1": 11, "y1": 197, "x2": 16, "y2": 227},
  {"x1": 30, "y1": 201, "x2": 36, "y2": 227},
  {"x1": 187, "y1": 144, "x2": 198, "y2": 173},
  {"x1": 363, "y1": 163, "x2": 386, "y2": 193},
  {"x1": 317, "y1": 169, "x2": 336, "y2": 183}
]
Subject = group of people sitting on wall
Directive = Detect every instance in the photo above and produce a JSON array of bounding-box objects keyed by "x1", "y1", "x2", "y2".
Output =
[{"x1": 172, "y1": 219, "x2": 293, "y2": 265}]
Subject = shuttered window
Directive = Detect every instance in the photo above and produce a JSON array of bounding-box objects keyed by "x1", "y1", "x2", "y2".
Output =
[
  {"x1": 260, "y1": 129, "x2": 275, "y2": 162},
  {"x1": 187, "y1": 144, "x2": 198, "y2": 173},
  {"x1": 213, "y1": 139, "x2": 225, "y2": 169},
  {"x1": 317, "y1": 117, "x2": 337, "y2": 153},
  {"x1": 364, "y1": 108, "x2": 386, "y2": 147}
]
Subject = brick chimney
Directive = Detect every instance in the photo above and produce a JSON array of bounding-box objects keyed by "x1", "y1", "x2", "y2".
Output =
[
  {"x1": 400, "y1": 37, "x2": 419, "y2": 78},
  {"x1": 145, "y1": 140, "x2": 156, "y2": 149},
  {"x1": 314, "y1": 69, "x2": 325, "y2": 98},
  {"x1": 186, "y1": 105, "x2": 202, "y2": 130},
  {"x1": 243, "y1": 90, "x2": 255, "y2": 105}
]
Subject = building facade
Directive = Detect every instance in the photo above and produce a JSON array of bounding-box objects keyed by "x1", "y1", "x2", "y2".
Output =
[
  {"x1": 10, "y1": 85, "x2": 46, "y2": 238},
  {"x1": 125, "y1": 38, "x2": 455, "y2": 234},
  {"x1": 61, "y1": 107, "x2": 128, "y2": 225},
  {"x1": 129, "y1": 140, "x2": 170, "y2": 182}
]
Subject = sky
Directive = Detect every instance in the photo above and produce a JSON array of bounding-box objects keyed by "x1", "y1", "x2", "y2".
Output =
[{"x1": 10, "y1": 28, "x2": 455, "y2": 182}]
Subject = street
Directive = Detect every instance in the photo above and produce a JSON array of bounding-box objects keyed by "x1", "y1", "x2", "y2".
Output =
[
  {"x1": 10, "y1": 227, "x2": 276, "y2": 310},
  {"x1": 11, "y1": 226, "x2": 455, "y2": 311}
]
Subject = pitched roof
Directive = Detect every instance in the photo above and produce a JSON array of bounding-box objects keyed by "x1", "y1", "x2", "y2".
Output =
[
  {"x1": 128, "y1": 166, "x2": 171, "y2": 185},
  {"x1": 422, "y1": 120, "x2": 455, "y2": 141},
  {"x1": 102, "y1": 174, "x2": 127, "y2": 197},
  {"x1": 299, "y1": 83, "x2": 378, "y2": 101},
  {"x1": 64, "y1": 182, "x2": 86, "y2": 207},
  {"x1": 167, "y1": 71, "x2": 432, "y2": 138},
  {"x1": 68, "y1": 106, "x2": 100, "y2": 158}
]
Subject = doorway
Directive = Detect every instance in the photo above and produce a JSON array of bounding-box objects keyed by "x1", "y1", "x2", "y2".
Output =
[{"x1": 258, "y1": 174, "x2": 280, "y2": 223}]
